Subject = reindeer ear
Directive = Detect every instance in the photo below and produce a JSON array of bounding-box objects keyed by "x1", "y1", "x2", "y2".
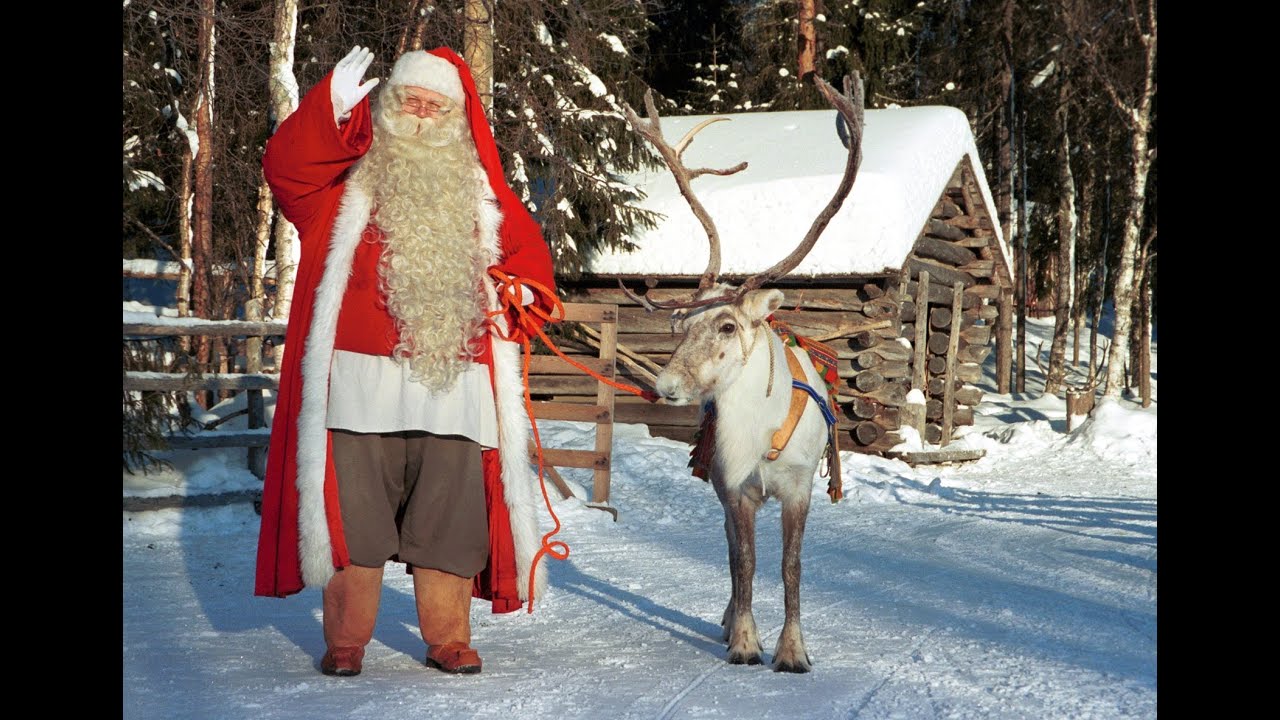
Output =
[{"x1": 739, "y1": 289, "x2": 785, "y2": 322}]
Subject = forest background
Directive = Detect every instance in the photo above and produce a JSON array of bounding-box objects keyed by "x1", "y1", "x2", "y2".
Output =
[{"x1": 121, "y1": 0, "x2": 1157, "y2": 460}]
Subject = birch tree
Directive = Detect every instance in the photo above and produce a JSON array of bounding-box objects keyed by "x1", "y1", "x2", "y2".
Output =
[
  {"x1": 267, "y1": 0, "x2": 301, "y2": 370},
  {"x1": 1043, "y1": 71, "x2": 1076, "y2": 396},
  {"x1": 1071, "y1": 137, "x2": 1093, "y2": 368},
  {"x1": 1077, "y1": 0, "x2": 1156, "y2": 398},
  {"x1": 464, "y1": 0, "x2": 495, "y2": 114}
]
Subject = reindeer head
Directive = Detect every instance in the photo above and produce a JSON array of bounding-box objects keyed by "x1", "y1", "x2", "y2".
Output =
[
  {"x1": 656, "y1": 286, "x2": 785, "y2": 405},
  {"x1": 619, "y1": 73, "x2": 865, "y2": 403}
]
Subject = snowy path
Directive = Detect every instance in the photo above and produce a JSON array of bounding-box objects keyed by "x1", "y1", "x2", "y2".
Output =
[{"x1": 124, "y1": 412, "x2": 1157, "y2": 719}]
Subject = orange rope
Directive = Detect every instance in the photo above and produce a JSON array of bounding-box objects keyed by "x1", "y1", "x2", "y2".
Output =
[{"x1": 485, "y1": 269, "x2": 658, "y2": 613}]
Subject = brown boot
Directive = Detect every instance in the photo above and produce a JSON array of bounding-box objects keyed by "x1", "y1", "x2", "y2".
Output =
[
  {"x1": 320, "y1": 645, "x2": 365, "y2": 676},
  {"x1": 425, "y1": 641, "x2": 482, "y2": 674},
  {"x1": 413, "y1": 568, "x2": 478, "y2": 673}
]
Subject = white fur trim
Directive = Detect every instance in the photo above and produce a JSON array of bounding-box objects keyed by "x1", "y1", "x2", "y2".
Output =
[
  {"x1": 495, "y1": 337, "x2": 549, "y2": 601},
  {"x1": 478, "y1": 174, "x2": 502, "y2": 263},
  {"x1": 389, "y1": 51, "x2": 466, "y2": 106},
  {"x1": 297, "y1": 182, "x2": 374, "y2": 589},
  {"x1": 477, "y1": 179, "x2": 547, "y2": 603}
]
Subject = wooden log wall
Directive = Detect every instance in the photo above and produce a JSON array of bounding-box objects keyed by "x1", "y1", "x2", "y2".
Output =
[
  {"x1": 541, "y1": 280, "x2": 906, "y2": 454},
  {"x1": 901, "y1": 165, "x2": 1008, "y2": 447}
]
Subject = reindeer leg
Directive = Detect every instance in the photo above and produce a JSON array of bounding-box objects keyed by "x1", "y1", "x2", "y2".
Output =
[
  {"x1": 773, "y1": 490, "x2": 812, "y2": 673},
  {"x1": 724, "y1": 489, "x2": 763, "y2": 665},
  {"x1": 711, "y1": 473, "x2": 737, "y2": 641},
  {"x1": 718, "y1": 499, "x2": 738, "y2": 643}
]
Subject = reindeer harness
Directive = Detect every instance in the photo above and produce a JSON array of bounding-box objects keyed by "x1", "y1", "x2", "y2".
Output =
[{"x1": 688, "y1": 317, "x2": 844, "y2": 503}]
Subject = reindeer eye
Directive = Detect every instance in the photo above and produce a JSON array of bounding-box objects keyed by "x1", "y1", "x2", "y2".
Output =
[{"x1": 719, "y1": 321, "x2": 736, "y2": 335}]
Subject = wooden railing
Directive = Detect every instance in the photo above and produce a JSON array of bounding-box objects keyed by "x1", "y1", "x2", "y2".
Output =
[
  {"x1": 525, "y1": 302, "x2": 621, "y2": 519},
  {"x1": 123, "y1": 303, "x2": 623, "y2": 516},
  {"x1": 123, "y1": 319, "x2": 285, "y2": 482}
]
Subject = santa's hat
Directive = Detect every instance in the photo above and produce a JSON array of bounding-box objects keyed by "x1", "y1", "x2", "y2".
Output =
[{"x1": 388, "y1": 50, "x2": 466, "y2": 106}]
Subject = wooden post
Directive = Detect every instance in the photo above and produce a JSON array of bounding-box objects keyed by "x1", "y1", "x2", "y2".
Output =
[
  {"x1": 912, "y1": 271, "x2": 930, "y2": 394},
  {"x1": 247, "y1": 388, "x2": 266, "y2": 480},
  {"x1": 941, "y1": 282, "x2": 964, "y2": 446},
  {"x1": 593, "y1": 311, "x2": 618, "y2": 505},
  {"x1": 997, "y1": 286, "x2": 1013, "y2": 394},
  {"x1": 522, "y1": 303, "x2": 620, "y2": 518},
  {"x1": 900, "y1": 397, "x2": 926, "y2": 446},
  {"x1": 1065, "y1": 387, "x2": 1095, "y2": 431}
]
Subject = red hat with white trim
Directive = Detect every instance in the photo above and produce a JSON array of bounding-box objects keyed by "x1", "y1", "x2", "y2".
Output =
[{"x1": 388, "y1": 50, "x2": 466, "y2": 106}]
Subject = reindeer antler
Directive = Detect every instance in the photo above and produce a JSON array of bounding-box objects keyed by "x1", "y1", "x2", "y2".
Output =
[
  {"x1": 620, "y1": 91, "x2": 748, "y2": 293},
  {"x1": 734, "y1": 73, "x2": 864, "y2": 296},
  {"x1": 620, "y1": 71, "x2": 865, "y2": 313}
]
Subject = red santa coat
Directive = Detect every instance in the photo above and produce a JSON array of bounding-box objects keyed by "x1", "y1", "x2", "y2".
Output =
[{"x1": 254, "y1": 48, "x2": 557, "y2": 613}]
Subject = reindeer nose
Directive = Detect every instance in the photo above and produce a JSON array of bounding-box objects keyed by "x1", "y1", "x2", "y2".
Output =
[
  {"x1": 655, "y1": 374, "x2": 685, "y2": 403},
  {"x1": 655, "y1": 375, "x2": 676, "y2": 397}
]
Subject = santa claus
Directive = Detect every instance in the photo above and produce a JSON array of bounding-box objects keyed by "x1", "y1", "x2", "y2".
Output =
[{"x1": 255, "y1": 45, "x2": 557, "y2": 678}]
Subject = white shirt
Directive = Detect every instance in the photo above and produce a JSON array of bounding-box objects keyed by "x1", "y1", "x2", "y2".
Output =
[{"x1": 325, "y1": 350, "x2": 500, "y2": 449}]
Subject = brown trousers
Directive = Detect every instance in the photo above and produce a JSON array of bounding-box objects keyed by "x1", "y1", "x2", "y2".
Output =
[{"x1": 330, "y1": 429, "x2": 488, "y2": 578}]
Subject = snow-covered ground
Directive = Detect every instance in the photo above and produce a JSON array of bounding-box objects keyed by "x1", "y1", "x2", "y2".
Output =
[{"x1": 123, "y1": 313, "x2": 1156, "y2": 719}]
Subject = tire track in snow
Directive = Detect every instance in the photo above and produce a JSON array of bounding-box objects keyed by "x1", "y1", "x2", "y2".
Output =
[
  {"x1": 844, "y1": 627, "x2": 939, "y2": 720},
  {"x1": 652, "y1": 661, "x2": 722, "y2": 720}
]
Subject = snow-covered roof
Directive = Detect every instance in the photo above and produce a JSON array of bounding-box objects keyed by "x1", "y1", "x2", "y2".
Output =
[{"x1": 584, "y1": 105, "x2": 1010, "y2": 279}]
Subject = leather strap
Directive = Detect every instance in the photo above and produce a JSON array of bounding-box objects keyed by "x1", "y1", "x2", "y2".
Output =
[{"x1": 766, "y1": 346, "x2": 810, "y2": 461}]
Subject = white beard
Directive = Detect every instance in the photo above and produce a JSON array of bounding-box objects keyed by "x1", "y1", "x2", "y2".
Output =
[{"x1": 347, "y1": 103, "x2": 490, "y2": 391}]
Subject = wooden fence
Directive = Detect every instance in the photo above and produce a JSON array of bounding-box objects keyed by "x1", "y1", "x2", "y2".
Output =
[
  {"x1": 123, "y1": 319, "x2": 283, "y2": 511},
  {"x1": 123, "y1": 304, "x2": 623, "y2": 515}
]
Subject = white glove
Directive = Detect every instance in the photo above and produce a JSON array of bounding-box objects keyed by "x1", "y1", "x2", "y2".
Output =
[
  {"x1": 505, "y1": 282, "x2": 536, "y2": 306},
  {"x1": 330, "y1": 46, "x2": 380, "y2": 125}
]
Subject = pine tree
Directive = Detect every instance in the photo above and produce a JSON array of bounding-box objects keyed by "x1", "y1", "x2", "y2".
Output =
[{"x1": 490, "y1": 0, "x2": 663, "y2": 277}]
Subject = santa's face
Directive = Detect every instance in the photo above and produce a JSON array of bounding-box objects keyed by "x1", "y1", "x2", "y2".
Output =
[
  {"x1": 377, "y1": 85, "x2": 465, "y2": 146},
  {"x1": 399, "y1": 85, "x2": 453, "y2": 119}
]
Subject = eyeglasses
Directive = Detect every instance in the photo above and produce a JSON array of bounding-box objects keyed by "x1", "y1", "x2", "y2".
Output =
[{"x1": 400, "y1": 95, "x2": 452, "y2": 116}]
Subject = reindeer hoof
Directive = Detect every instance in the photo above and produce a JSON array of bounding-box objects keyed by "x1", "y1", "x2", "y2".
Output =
[
  {"x1": 773, "y1": 659, "x2": 812, "y2": 674},
  {"x1": 727, "y1": 650, "x2": 763, "y2": 666}
]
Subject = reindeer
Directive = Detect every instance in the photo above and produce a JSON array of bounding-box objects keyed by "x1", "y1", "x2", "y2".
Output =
[{"x1": 620, "y1": 73, "x2": 865, "y2": 673}]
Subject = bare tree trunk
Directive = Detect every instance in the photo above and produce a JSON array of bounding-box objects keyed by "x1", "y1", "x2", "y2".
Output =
[
  {"x1": 1015, "y1": 108, "x2": 1029, "y2": 393},
  {"x1": 248, "y1": 176, "x2": 272, "y2": 354},
  {"x1": 1072, "y1": 142, "x2": 1095, "y2": 368},
  {"x1": 797, "y1": 0, "x2": 818, "y2": 82},
  {"x1": 398, "y1": 0, "x2": 428, "y2": 55},
  {"x1": 996, "y1": 0, "x2": 1017, "y2": 247},
  {"x1": 1100, "y1": 0, "x2": 1156, "y2": 398},
  {"x1": 192, "y1": 0, "x2": 217, "y2": 406},
  {"x1": 1089, "y1": 171, "x2": 1111, "y2": 383},
  {"x1": 176, "y1": 147, "x2": 194, "y2": 338},
  {"x1": 464, "y1": 0, "x2": 495, "y2": 116},
  {"x1": 269, "y1": 0, "x2": 300, "y2": 369},
  {"x1": 1130, "y1": 227, "x2": 1155, "y2": 405},
  {"x1": 1140, "y1": 270, "x2": 1152, "y2": 407},
  {"x1": 1044, "y1": 79, "x2": 1076, "y2": 396}
]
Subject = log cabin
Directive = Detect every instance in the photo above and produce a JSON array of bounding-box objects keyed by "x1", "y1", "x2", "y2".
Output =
[{"x1": 535, "y1": 105, "x2": 1015, "y2": 456}]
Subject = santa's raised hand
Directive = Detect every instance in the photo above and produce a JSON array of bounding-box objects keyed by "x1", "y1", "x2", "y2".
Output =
[{"x1": 330, "y1": 45, "x2": 380, "y2": 124}]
